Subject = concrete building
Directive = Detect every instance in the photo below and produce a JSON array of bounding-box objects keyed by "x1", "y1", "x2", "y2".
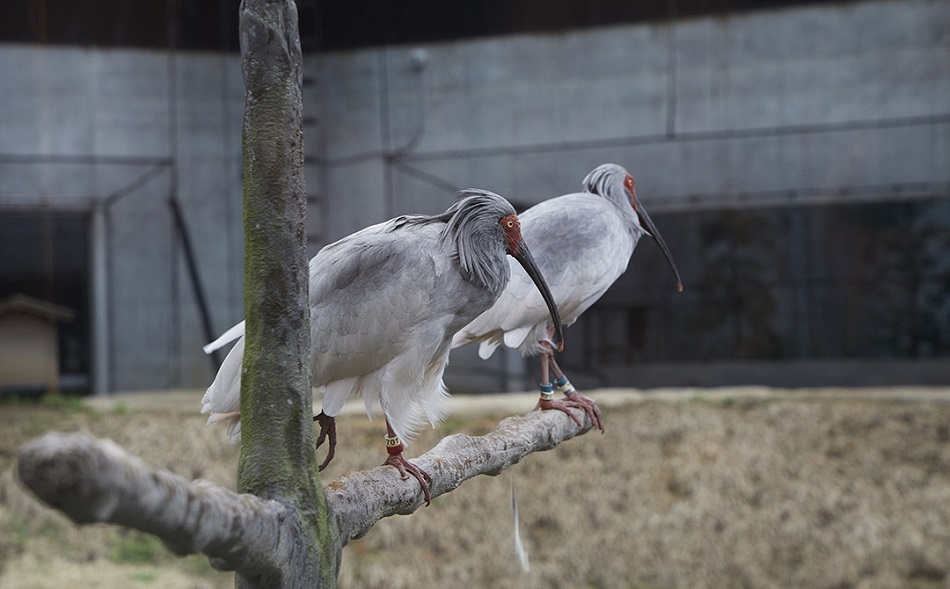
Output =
[{"x1": 0, "y1": 0, "x2": 947, "y2": 394}]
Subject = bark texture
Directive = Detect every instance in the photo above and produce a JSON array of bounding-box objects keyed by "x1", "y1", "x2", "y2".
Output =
[
  {"x1": 16, "y1": 407, "x2": 594, "y2": 575},
  {"x1": 236, "y1": 0, "x2": 339, "y2": 585},
  {"x1": 16, "y1": 431, "x2": 288, "y2": 575},
  {"x1": 327, "y1": 408, "x2": 594, "y2": 543}
]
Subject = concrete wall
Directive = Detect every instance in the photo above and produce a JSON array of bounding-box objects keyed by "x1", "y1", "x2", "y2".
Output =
[
  {"x1": 0, "y1": 46, "x2": 245, "y2": 392},
  {"x1": 305, "y1": 0, "x2": 950, "y2": 390},
  {"x1": 308, "y1": 0, "x2": 949, "y2": 239},
  {"x1": 0, "y1": 0, "x2": 947, "y2": 392}
]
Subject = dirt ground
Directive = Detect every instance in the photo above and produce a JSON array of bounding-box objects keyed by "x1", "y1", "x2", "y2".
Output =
[{"x1": 2, "y1": 386, "x2": 950, "y2": 589}]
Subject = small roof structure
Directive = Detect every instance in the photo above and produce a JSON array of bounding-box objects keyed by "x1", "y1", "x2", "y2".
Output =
[{"x1": 0, "y1": 294, "x2": 76, "y2": 394}]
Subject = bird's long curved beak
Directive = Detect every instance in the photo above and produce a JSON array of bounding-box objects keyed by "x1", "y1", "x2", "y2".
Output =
[
  {"x1": 637, "y1": 203, "x2": 684, "y2": 292},
  {"x1": 511, "y1": 241, "x2": 565, "y2": 352}
]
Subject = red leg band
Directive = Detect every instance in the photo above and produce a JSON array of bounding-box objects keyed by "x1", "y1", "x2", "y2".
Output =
[
  {"x1": 386, "y1": 442, "x2": 405, "y2": 456},
  {"x1": 385, "y1": 434, "x2": 404, "y2": 456}
]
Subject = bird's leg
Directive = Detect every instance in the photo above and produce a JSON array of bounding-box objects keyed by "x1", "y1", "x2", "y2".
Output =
[
  {"x1": 534, "y1": 345, "x2": 581, "y2": 427},
  {"x1": 313, "y1": 411, "x2": 337, "y2": 471},
  {"x1": 533, "y1": 340, "x2": 605, "y2": 433},
  {"x1": 381, "y1": 421, "x2": 432, "y2": 506},
  {"x1": 549, "y1": 354, "x2": 604, "y2": 432}
]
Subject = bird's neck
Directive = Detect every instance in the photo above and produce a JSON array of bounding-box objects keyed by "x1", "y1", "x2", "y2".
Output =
[{"x1": 448, "y1": 231, "x2": 508, "y2": 297}]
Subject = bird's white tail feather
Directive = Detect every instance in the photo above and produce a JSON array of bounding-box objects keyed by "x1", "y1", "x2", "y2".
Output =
[
  {"x1": 503, "y1": 326, "x2": 532, "y2": 350},
  {"x1": 202, "y1": 336, "x2": 245, "y2": 444},
  {"x1": 203, "y1": 321, "x2": 246, "y2": 354},
  {"x1": 478, "y1": 339, "x2": 500, "y2": 360}
]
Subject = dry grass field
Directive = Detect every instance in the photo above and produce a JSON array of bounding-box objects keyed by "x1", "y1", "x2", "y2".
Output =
[{"x1": 2, "y1": 387, "x2": 950, "y2": 589}]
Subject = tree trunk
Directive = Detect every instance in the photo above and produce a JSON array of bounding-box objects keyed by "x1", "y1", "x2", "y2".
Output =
[{"x1": 235, "y1": 0, "x2": 339, "y2": 586}]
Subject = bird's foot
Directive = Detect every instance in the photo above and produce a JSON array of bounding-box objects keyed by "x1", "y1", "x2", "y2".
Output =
[
  {"x1": 383, "y1": 435, "x2": 432, "y2": 506},
  {"x1": 313, "y1": 412, "x2": 337, "y2": 471},
  {"x1": 560, "y1": 391, "x2": 605, "y2": 432},
  {"x1": 534, "y1": 380, "x2": 605, "y2": 433},
  {"x1": 554, "y1": 376, "x2": 604, "y2": 433}
]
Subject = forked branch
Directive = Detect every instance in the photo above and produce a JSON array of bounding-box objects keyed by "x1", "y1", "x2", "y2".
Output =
[
  {"x1": 16, "y1": 407, "x2": 593, "y2": 572},
  {"x1": 327, "y1": 407, "x2": 594, "y2": 543}
]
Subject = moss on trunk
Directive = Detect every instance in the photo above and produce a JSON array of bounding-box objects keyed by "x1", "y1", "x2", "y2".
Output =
[{"x1": 237, "y1": 0, "x2": 340, "y2": 586}]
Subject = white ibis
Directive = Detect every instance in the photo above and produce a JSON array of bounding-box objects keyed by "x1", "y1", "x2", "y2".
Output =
[
  {"x1": 452, "y1": 164, "x2": 682, "y2": 429},
  {"x1": 202, "y1": 189, "x2": 563, "y2": 504}
]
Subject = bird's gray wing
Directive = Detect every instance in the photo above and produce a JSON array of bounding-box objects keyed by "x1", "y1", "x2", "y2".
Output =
[
  {"x1": 308, "y1": 219, "x2": 467, "y2": 386},
  {"x1": 202, "y1": 217, "x2": 459, "y2": 443},
  {"x1": 454, "y1": 194, "x2": 634, "y2": 355},
  {"x1": 310, "y1": 218, "x2": 497, "y2": 440}
]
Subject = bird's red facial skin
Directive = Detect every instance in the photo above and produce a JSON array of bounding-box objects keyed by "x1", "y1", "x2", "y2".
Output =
[
  {"x1": 499, "y1": 214, "x2": 522, "y2": 255},
  {"x1": 624, "y1": 174, "x2": 639, "y2": 211}
]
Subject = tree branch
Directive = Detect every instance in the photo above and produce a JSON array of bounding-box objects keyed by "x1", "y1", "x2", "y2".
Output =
[
  {"x1": 15, "y1": 431, "x2": 291, "y2": 577},
  {"x1": 16, "y1": 407, "x2": 593, "y2": 561},
  {"x1": 327, "y1": 407, "x2": 594, "y2": 543}
]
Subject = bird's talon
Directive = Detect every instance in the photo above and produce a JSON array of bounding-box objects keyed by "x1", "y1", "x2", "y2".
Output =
[
  {"x1": 383, "y1": 453, "x2": 432, "y2": 506},
  {"x1": 536, "y1": 393, "x2": 605, "y2": 432},
  {"x1": 535, "y1": 397, "x2": 584, "y2": 427},
  {"x1": 567, "y1": 392, "x2": 605, "y2": 433},
  {"x1": 314, "y1": 412, "x2": 337, "y2": 469}
]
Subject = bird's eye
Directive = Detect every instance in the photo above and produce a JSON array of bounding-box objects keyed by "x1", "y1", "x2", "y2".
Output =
[{"x1": 506, "y1": 220, "x2": 514, "y2": 228}]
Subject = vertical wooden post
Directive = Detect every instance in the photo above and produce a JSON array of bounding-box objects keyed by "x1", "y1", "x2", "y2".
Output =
[{"x1": 237, "y1": 0, "x2": 339, "y2": 586}]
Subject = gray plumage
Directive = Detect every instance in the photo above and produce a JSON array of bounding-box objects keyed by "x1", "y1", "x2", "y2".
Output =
[
  {"x1": 453, "y1": 163, "x2": 681, "y2": 360},
  {"x1": 203, "y1": 189, "x2": 558, "y2": 446}
]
